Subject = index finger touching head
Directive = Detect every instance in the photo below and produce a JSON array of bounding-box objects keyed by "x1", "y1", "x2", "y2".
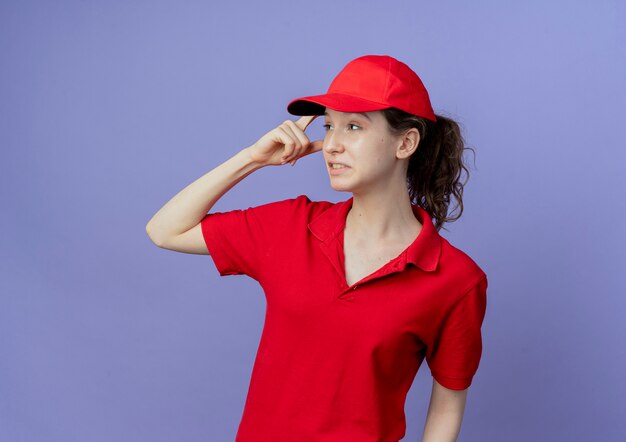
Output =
[{"x1": 295, "y1": 114, "x2": 318, "y2": 132}]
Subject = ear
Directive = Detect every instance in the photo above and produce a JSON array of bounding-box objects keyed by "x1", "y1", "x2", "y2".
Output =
[{"x1": 396, "y1": 128, "x2": 420, "y2": 160}]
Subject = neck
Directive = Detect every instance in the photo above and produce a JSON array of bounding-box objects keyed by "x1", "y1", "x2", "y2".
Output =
[{"x1": 347, "y1": 189, "x2": 421, "y2": 241}]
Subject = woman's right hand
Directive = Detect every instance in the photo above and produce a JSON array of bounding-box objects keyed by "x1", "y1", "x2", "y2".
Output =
[{"x1": 246, "y1": 115, "x2": 323, "y2": 167}]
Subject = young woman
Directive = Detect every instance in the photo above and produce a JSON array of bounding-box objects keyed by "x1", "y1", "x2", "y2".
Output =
[{"x1": 146, "y1": 55, "x2": 488, "y2": 442}]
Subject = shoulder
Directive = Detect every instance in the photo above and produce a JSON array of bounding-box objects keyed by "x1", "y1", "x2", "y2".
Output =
[
  {"x1": 253, "y1": 193, "x2": 333, "y2": 212},
  {"x1": 438, "y1": 236, "x2": 488, "y2": 293},
  {"x1": 245, "y1": 194, "x2": 335, "y2": 223}
]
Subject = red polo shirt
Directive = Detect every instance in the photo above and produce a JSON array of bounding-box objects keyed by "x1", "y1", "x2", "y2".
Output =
[{"x1": 200, "y1": 194, "x2": 488, "y2": 442}]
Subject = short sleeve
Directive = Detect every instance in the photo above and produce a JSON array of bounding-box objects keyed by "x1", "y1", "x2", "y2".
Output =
[
  {"x1": 425, "y1": 275, "x2": 488, "y2": 390},
  {"x1": 200, "y1": 195, "x2": 309, "y2": 281}
]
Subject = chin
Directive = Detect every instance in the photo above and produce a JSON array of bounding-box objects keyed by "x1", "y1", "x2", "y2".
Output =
[{"x1": 328, "y1": 178, "x2": 356, "y2": 193}]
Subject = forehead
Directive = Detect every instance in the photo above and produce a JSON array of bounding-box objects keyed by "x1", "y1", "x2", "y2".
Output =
[{"x1": 323, "y1": 109, "x2": 375, "y2": 121}]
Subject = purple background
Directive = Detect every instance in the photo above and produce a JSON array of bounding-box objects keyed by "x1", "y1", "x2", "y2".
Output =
[{"x1": 2, "y1": 1, "x2": 625, "y2": 441}]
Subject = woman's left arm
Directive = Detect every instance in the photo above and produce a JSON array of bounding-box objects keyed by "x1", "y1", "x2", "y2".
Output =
[{"x1": 421, "y1": 378, "x2": 468, "y2": 442}]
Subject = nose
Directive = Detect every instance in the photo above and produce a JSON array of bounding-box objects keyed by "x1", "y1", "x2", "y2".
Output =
[{"x1": 323, "y1": 129, "x2": 345, "y2": 155}]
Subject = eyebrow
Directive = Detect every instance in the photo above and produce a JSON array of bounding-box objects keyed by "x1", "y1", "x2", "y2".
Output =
[{"x1": 323, "y1": 111, "x2": 372, "y2": 121}]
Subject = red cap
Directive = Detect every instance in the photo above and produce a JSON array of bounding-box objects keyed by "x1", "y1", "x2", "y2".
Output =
[{"x1": 287, "y1": 55, "x2": 437, "y2": 122}]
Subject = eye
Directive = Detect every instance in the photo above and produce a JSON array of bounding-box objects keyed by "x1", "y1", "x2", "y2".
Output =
[
  {"x1": 323, "y1": 123, "x2": 332, "y2": 132},
  {"x1": 348, "y1": 123, "x2": 361, "y2": 131}
]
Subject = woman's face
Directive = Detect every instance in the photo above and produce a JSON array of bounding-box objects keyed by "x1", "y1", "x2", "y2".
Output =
[{"x1": 322, "y1": 108, "x2": 405, "y2": 194}]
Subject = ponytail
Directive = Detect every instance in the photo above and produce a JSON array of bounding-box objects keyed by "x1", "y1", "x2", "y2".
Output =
[{"x1": 381, "y1": 108, "x2": 474, "y2": 231}]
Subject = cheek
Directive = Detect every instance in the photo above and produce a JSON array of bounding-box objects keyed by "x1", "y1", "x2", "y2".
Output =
[
  {"x1": 371, "y1": 143, "x2": 400, "y2": 172},
  {"x1": 365, "y1": 150, "x2": 390, "y2": 173}
]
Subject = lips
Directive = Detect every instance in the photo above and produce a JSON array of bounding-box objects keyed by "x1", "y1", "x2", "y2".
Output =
[{"x1": 328, "y1": 162, "x2": 350, "y2": 169}]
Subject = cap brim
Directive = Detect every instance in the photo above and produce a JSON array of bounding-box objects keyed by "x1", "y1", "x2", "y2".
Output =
[{"x1": 287, "y1": 93, "x2": 391, "y2": 116}]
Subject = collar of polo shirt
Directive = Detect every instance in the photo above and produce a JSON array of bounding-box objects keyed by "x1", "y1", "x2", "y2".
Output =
[{"x1": 307, "y1": 197, "x2": 441, "y2": 273}]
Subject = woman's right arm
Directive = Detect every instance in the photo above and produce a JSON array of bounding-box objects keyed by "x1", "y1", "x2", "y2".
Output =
[{"x1": 145, "y1": 115, "x2": 320, "y2": 254}]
